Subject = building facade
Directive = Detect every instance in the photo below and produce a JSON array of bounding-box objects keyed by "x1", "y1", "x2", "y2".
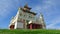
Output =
[{"x1": 9, "y1": 4, "x2": 46, "y2": 29}]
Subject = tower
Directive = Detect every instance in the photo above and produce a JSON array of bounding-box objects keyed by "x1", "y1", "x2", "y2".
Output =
[{"x1": 39, "y1": 12, "x2": 46, "y2": 29}]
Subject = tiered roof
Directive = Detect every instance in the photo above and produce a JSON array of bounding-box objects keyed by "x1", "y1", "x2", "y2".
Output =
[{"x1": 20, "y1": 4, "x2": 37, "y2": 15}]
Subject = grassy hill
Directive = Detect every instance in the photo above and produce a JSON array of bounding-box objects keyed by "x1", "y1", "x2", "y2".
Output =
[{"x1": 0, "y1": 29, "x2": 60, "y2": 34}]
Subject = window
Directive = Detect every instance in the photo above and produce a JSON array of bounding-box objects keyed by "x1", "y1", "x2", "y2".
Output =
[
  {"x1": 26, "y1": 20, "x2": 29, "y2": 23},
  {"x1": 20, "y1": 13, "x2": 22, "y2": 16},
  {"x1": 29, "y1": 15, "x2": 32, "y2": 18},
  {"x1": 24, "y1": 15, "x2": 25, "y2": 17}
]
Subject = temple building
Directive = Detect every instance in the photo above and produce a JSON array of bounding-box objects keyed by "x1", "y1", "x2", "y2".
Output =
[{"x1": 9, "y1": 4, "x2": 46, "y2": 29}]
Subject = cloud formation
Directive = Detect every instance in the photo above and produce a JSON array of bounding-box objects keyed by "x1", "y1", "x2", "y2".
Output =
[{"x1": 42, "y1": 0, "x2": 60, "y2": 29}]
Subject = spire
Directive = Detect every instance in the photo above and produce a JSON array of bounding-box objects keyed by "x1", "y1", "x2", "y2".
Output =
[
  {"x1": 39, "y1": 12, "x2": 44, "y2": 23},
  {"x1": 39, "y1": 12, "x2": 46, "y2": 29},
  {"x1": 40, "y1": 12, "x2": 43, "y2": 19}
]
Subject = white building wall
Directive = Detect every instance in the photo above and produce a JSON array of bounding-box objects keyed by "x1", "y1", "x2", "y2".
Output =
[
  {"x1": 14, "y1": 21, "x2": 17, "y2": 29},
  {"x1": 14, "y1": 8, "x2": 24, "y2": 29},
  {"x1": 17, "y1": 22, "x2": 24, "y2": 29}
]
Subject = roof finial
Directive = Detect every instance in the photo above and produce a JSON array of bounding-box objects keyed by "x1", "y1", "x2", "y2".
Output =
[
  {"x1": 40, "y1": 12, "x2": 43, "y2": 18},
  {"x1": 24, "y1": 3, "x2": 31, "y2": 10}
]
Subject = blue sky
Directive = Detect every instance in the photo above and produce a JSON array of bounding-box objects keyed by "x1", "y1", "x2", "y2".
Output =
[{"x1": 0, "y1": 0, "x2": 60, "y2": 29}]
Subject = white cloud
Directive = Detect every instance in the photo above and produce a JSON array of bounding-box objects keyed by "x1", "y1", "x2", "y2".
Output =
[
  {"x1": 0, "y1": 0, "x2": 20, "y2": 29},
  {"x1": 0, "y1": 0, "x2": 19, "y2": 18},
  {"x1": 46, "y1": 16, "x2": 60, "y2": 29},
  {"x1": 41, "y1": 0, "x2": 60, "y2": 17},
  {"x1": 41, "y1": 0, "x2": 60, "y2": 29}
]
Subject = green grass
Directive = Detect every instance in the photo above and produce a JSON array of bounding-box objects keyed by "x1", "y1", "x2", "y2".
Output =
[{"x1": 0, "y1": 29, "x2": 60, "y2": 34}]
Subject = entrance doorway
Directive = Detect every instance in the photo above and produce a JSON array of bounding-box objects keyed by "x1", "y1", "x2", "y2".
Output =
[
  {"x1": 10, "y1": 25, "x2": 15, "y2": 29},
  {"x1": 27, "y1": 23, "x2": 42, "y2": 29}
]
